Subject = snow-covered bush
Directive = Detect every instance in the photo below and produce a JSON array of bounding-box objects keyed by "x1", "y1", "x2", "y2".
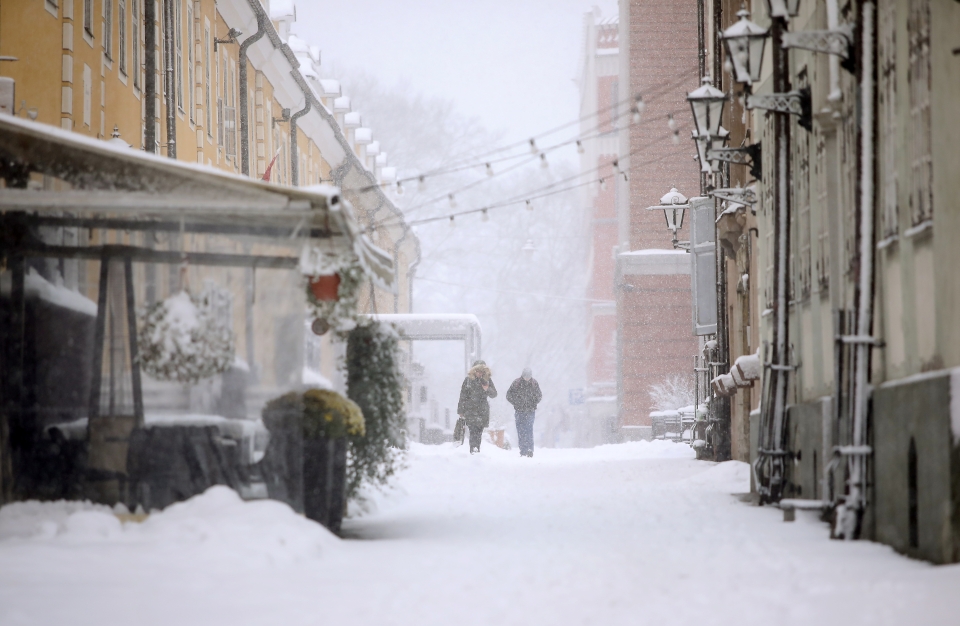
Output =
[
  {"x1": 648, "y1": 374, "x2": 695, "y2": 411},
  {"x1": 137, "y1": 289, "x2": 235, "y2": 384},
  {"x1": 345, "y1": 321, "x2": 406, "y2": 503}
]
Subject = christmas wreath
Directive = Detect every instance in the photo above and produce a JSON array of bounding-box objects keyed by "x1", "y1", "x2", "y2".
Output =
[{"x1": 137, "y1": 288, "x2": 235, "y2": 384}]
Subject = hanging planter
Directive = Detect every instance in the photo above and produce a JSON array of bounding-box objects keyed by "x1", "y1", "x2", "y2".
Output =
[
  {"x1": 300, "y1": 244, "x2": 365, "y2": 331},
  {"x1": 309, "y1": 274, "x2": 341, "y2": 302},
  {"x1": 137, "y1": 288, "x2": 235, "y2": 384}
]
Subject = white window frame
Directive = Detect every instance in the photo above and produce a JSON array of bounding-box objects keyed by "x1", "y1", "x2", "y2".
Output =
[
  {"x1": 118, "y1": 0, "x2": 127, "y2": 75},
  {"x1": 103, "y1": 0, "x2": 113, "y2": 60}
]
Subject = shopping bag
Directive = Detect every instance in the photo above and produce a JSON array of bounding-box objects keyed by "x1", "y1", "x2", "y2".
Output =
[{"x1": 453, "y1": 417, "x2": 466, "y2": 445}]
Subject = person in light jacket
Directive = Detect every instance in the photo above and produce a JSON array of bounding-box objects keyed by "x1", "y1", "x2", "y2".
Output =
[
  {"x1": 506, "y1": 367, "x2": 542, "y2": 457},
  {"x1": 457, "y1": 360, "x2": 497, "y2": 454}
]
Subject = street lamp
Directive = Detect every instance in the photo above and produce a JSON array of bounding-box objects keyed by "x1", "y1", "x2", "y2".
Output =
[
  {"x1": 766, "y1": 0, "x2": 801, "y2": 19},
  {"x1": 693, "y1": 127, "x2": 730, "y2": 174},
  {"x1": 721, "y1": 10, "x2": 768, "y2": 87},
  {"x1": 645, "y1": 187, "x2": 690, "y2": 250},
  {"x1": 687, "y1": 77, "x2": 727, "y2": 139}
]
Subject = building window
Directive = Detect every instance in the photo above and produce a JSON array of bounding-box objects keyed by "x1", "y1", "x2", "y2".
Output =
[
  {"x1": 175, "y1": 0, "x2": 184, "y2": 111},
  {"x1": 204, "y1": 26, "x2": 212, "y2": 136},
  {"x1": 84, "y1": 0, "x2": 94, "y2": 36},
  {"x1": 132, "y1": 0, "x2": 140, "y2": 89},
  {"x1": 118, "y1": 1, "x2": 127, "y2": 74},
  {"x1": 908, "y1": 0, "x2": 933, "y2": 226},
  {"x1": 103, "y1": 0, "x2": 113, "y2": 59},
  {"x1": 187, "y1": 3, "x2": 194, "y2": 122}
]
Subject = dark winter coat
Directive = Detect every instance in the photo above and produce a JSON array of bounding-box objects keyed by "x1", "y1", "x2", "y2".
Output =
[
  {"x1": 457, "y1": 364, "x2": 497, "y2": 428},
  {"x1": 506, "y1": 377, "x2": 542, "y2": 413}
]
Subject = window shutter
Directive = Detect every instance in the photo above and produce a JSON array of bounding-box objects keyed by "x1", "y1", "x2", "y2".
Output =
[{"x1": 689, "y1": 196, "x2": 717, "y2": 335}]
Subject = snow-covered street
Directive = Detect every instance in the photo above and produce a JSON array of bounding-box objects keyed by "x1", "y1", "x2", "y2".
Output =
[{"x1": 2, "y1": 441, "x2": 959, "y2": 626}]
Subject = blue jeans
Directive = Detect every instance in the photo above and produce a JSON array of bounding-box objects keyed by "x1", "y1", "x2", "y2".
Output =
[{"x1": 515, "y1": 411, "x2": 536, "y2": 456}]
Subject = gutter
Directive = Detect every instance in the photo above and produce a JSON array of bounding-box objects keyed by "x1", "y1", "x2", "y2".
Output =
[
  {"x1": 289, "y1": 81, "x2": 311, "y2": 186},
  {"x1": 238, "y1": 14, "x2": 267, "y2": 176}
]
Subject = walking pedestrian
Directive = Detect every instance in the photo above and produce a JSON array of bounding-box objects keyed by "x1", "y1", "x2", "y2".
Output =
[
  {"x1": 506, "y1": 367, "x2": 541, "y2": 457},
  {"x1": 457, "y1": 360, "x2": 497, "y2": 454}
]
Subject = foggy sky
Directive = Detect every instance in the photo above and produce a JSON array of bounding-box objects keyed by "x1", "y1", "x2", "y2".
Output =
[{"x1": 292, "y1": 0, "x2": 618, "y2": 150}]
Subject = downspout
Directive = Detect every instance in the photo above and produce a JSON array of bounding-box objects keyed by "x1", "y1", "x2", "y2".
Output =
[
  {"x1": 840, "y1": 1, "x2": 876, "y2": 540},
  {"x1": 143, "y1": 0, "x2": 157, "y2": 152},
  {"x1": 826, "y1": 0, "x2": 843, "y2": 102},
  {"x1": 163, "y1": 0, "x2": 176, "y2": 158},
  {"x1": 289, "y1": 90, "x2": 311, "y2": 186},
  {"x1": 238, "y1": 16, "x2": 266, "y2": 176}
]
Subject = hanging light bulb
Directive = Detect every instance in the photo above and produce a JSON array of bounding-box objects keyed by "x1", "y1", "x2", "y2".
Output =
[
  {"x1": 418, "y1": 175, "x2": 427, "y2": 192},
  {"x1": 396, "y1": 181, "x2": 404, "y2": 195},
  {"x1": 540, "y1": 153, "x2": 549, "y2": 169},
  {"x1": 525, "y1": 199, "x2": 534, "y2": 211},
  {"x1": 612, "y1": 159, "x2": 620, "y2": 172},
  {"x1": 529, "y1": 138, "x2": 538, "y2": 154},
  {"x1": 632, "y1": 106, "x2": 642, "y2": 124},
  {"x1": 600, "y1": 177, "x2": 607, "y2": 191},
  {"x1": 449, "y1": 216, "x2": 456, "y2": 227},
  {"x1": 576, "y1": 140, "x2": 585, "y2": 154},
  {"x1": 481, "y1": 209, "x2": 490, "y2": 222},
  {"x1": 449, "y1": 194, "x2": 457, "y2": 209},
  {"x1": 723, "y1": 57, "x2": 733, "y2": 75},
  {"x1": 621, "y1": 170, "x2": 630, "y2": 182},
  {"x1": 486, "y1": 162, "x2": 494, "y2": 176},
  {"x1": 668, "y1": 113, "x2": 678, "y2": 131},
  {"x1": 634, "y1": 94, "x2": 645, "y2": 114},
  {"x1": 672, "y1": 129, "x2": 681, "y2": 145}
]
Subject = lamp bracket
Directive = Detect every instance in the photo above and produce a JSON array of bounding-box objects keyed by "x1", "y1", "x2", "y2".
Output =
[
  {"x1": 746, "y1": 87, "x2": 812, "y2": 131},
  {"x1": 710, "y1": 187, "x2": 757, "y2": 206},
  {"x1": 706, "y1": 143, "x2": 763, "y2": 182},
  {"x1": 781, "y1": 25, "x2": 855, "y2": 72}
]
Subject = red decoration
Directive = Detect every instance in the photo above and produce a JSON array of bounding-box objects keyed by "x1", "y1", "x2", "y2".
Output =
[{"x1": 309, "y1": 274, "x2": 341, "y2": 302}]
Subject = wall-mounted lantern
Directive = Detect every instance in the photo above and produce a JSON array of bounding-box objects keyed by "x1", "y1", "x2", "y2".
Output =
[
  {"x1": 721, "y1": 10, "x2": 768, "y2": 87},
  {"x1": 766, "y1": 0, "x2": 801, "y2": 19},
  {"x1": 645, "y1": 187, "x2": 690, "y2": 250}
]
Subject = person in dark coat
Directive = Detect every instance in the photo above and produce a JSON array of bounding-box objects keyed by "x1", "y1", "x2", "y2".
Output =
[
  {"x1": 505, "y1": 367, "x2": 542, "y2": 457},
  {"x1": 457, "y1": 360, "x2": 497, "y2": 454}
]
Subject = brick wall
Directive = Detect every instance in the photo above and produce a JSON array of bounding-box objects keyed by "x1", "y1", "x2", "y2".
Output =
[{"x1": 618, "y1": 0, "x2": 702, "y2": 426}]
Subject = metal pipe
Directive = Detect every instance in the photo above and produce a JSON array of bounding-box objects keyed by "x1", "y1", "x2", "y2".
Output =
[
  {"x1": 163, "y1": 0, "x2": 176, "y2": 158},
  {"x1": 238, "y1": 16, "x2": 266, "y2": 176},
  {"x1": 842, "y1": 0, "x2": 876, "y2": 540},
  {"x1": 144, "y1": 0, "x2": 157, "y2": 152},
  {"x1": 826, "y1": 0, "x2": 843, "y2": 101},
  {"x1": 289, "y1": 92, "x2": 311, "y2": 186}
]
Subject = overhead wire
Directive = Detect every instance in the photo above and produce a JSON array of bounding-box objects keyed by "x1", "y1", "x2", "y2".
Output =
[{"x1": 344, "y1": 67, "x2": 699, "y2": 195}]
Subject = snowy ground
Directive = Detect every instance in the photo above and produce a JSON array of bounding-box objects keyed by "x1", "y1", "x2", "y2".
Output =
[{"x1": 2, "y1": 441, "x2": 959, "y2": 626}]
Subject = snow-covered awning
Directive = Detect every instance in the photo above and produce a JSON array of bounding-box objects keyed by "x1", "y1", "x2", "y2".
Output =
[
  {"x1": 361, "y1": 313, "x2": 482, "y2": 374},
  {"x1": 0, "y1": 115, "x2": 394, "y2": 290}
]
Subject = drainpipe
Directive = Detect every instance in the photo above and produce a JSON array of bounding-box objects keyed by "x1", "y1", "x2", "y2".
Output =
[
  {"x1": 826, "y1": 0, "x2": 843, "y2": 102},
  {"x1": 163, "y1": 0, "x2": 176, "y2": 158},
  {"x1": 238, "y1": 16, "x2": 266, "y2": 176},
  {"x1": 143, "y1": 0, "x2": 157, "y2": 152},
  {"x1": 289, "y1": 91, "x2": 311, "y2": 186},
  {"x1": 840, "y1": 1, "x2": 876, "y2": 540}
]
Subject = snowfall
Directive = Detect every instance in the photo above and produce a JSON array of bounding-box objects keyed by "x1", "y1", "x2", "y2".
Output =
[{"x1": 2, "y1": 441, "x2": 959, "y2": 626}]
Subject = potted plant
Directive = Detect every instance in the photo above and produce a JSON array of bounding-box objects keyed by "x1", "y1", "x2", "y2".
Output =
[{"x1": 260, "y1": 388, "x2": 364, "y2": 532}]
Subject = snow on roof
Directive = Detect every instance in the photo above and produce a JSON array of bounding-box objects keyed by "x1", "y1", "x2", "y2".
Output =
[
  {"x1": 343, "y1": 111, "x2": 361, "y2": 127},
  {"x1": 354, "y1": 128, "x2": 372, "y2": 144},
  {"x1": 333, "y1": 96, "x2": 351, "y2": 112},
  {"x1": 366, "y1": 140, "x2": 380, "y2": 156},
  {"x1": 318, "y1": 79, "x2": 341, "y2": 97},
  {"x1": 22, "y1": 268, "x2": 97, "y2": 316},
  {"x1": 375, "y1": 153, "x2": 387, "y2": 166},
  {"x1": 287, "y1": 34, "x2": 310, "y2": 54},
  {"x1": 269, "y1": 0, "x2": 296, "y2": 20},
  {"x1": 379, "y1": 166, "x2": 397, "y2": 183}
]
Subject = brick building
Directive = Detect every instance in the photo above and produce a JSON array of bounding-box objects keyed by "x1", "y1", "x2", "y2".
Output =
[{"x1": 614, "y1": 0, "x2": 701, "y2": 436}]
